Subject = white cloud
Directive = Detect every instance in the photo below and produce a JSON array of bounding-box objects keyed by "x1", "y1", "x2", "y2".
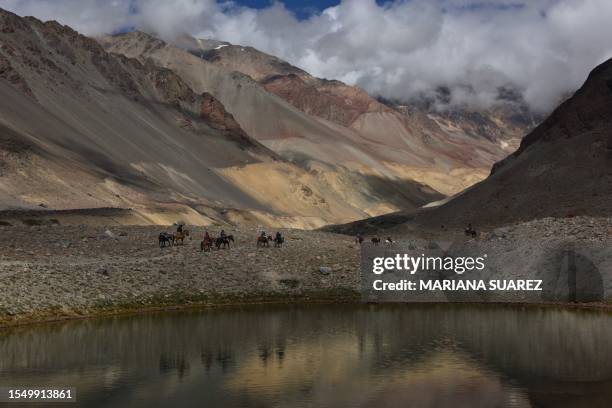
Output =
[{"x1": 2, "y1": 0, "x2": 612, "y2": 112}]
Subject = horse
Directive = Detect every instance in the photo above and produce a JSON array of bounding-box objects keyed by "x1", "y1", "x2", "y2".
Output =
[
  {"x1": 464, "y1": 224, "x2": 477, "y2": 238},
  {"x1": 215, "y1": 235, "x2": 234, "y2": 250},
  {"x1": 200, "y1": 236, "x2": 214, "y2": 252},
  {"x1": 173, "y1": 230, "x2": 190, "y2": 245},
  {"x1": 355, "y1": 235, "x2": 364, "y2": 245},
  {"x1": 257, "y1": 235, "x2": 271, "y2": 247},
  {"x1": 159, "y1": 232, "x2": 174, "y2": 248},
  {"x1": 371, "y1": 237, "x2": 381, "y2": 246},
  {"x1": 274, "y1": 235, "x2": 284, "y2": 248},
  {"x1": 384, "y1": 237, "x2": 394, "y2": 245},
  {"x1": 464, "y1": 224, "x2": 478, "y2": 238},
  {"x1": 465, "y1": 229, "x2": 478, "y2": 238}
]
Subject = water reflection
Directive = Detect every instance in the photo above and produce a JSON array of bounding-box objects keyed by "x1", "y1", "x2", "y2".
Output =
[{"x1": 0, "y1": 304, "x2": 611, "y2": 407}]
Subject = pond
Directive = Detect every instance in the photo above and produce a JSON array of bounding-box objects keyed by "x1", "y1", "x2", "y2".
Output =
[{"x1": 1, "y1": 304, "x2": 612, "y2": 407}]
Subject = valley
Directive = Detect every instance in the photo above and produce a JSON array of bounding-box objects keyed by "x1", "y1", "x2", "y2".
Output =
[
  {"x1": 0, "y1": 8, "x2": 537, "y2": 229},
  {"x1": 0, "y1": 7, "x2": 610, "y2": 324}
]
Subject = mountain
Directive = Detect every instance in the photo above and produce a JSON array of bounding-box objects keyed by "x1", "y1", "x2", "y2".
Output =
[
  {"x1": 0, "y1": 8, "x2": 545, "y2": 228},
  {"x1": 330, "y1": 58, "x2": 612, "y2": 233},
  {"x1": 178, "y1": 36, "x2": 538, "y2": 152},
  {"x1": 0, "y1": 9, "x2": 445, "y2": 227},
  {"x1": 387, "y1": 84, "x2": 542, "y2": 152},
  {"x1": 103, "y1": 32, "x2": 528, "y2": 197},
  {"x1": 0, "y1": 9, "x2": 456, "y2": 228},
  {"x1": 0, "y1": 10, "x2": 265, "y2": 223},
  {"x1": 429, "y1": 57, "x2": 612, "y2": 227}
]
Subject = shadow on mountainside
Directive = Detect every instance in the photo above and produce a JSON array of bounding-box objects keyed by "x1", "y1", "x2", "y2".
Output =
[{"x1": 360, "y1": 174, "x2": 444, "y2": 211}]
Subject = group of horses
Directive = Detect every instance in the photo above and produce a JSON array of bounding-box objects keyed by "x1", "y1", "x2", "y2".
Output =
[
  {"x1": 353, "y1": 224, "x2": 479, "y2": 247},
  {"x1": 158, "y1": 230, "x2": 190, "y2": 247},
  {"x1": 356, "y1": 235, "x2": 394, "y2": 246},
  {"x1": 256, "y1": 234, "x2": 284, "y2": 248},
  {"x1": 158, "y1": 229, "x2": 284, "y2": 251},
  {"x1": 200, "y1": 234, "x2": 235, "y2": 252}
]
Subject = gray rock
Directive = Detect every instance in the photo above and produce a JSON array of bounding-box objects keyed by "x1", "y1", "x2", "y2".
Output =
[
  {"x1": 98, "y1": 229, "x2": 117, "y2": 241},
  {"x1": 96, "y1": 266, "x2": 109, "y2": 276},
  {"x1": 492, "y1": 227, "x2": 510, "y2": 239},
  {"x1": 319, "y1": 266, "x2": 332, "y2": 275}
]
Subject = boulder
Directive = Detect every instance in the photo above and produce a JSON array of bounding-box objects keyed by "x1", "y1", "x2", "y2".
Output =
[
  {"x1": 98, "y1": 229, "x2": 117, "y2": 240},
  {"x1": 96, "y1": 266, "x2": 109, "y2": 276},
  {"x1": 319, "y1": 266, "x2": 332, "y2": 275},
  {"x1": 492, "y1": 227, "x2": 510, "y2": 239}
]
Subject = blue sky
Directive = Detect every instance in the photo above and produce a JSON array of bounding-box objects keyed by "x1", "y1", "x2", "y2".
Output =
[
  {"x1": 232, "y1": 0, "x2": 523, "y2": 19},
  {"x1": 236, "y1": 0, "x2": 340, "y2": 16},
  {"x1": 233, "y1": 0, "x2": 390, "y2": 19}
]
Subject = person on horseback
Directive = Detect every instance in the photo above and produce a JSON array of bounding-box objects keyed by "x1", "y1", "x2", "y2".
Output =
[
  {"x1": 220, "y1": 229, "x2": 226, "y2": 239},
  {"x1": 201, "y1": 230, "x2": 213, "y2": 251},
  {"x1": 177, "y1": 224, "x2": 183, "y2": 233},
  {"x1": 260, "y1": 231, "x2": 267, "y2": 239},
  {"x1": 273, "y1": 231, "x2": 283, "y2": 247},
  {"x1": 465, "y1": 223, "x2": 477, "y2": 237}
]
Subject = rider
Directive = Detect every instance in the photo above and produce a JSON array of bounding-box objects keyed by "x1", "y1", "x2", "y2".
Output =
[
  {"x1": 275, "y1": 231, "x2": 282, "y2": 242},
  {"x1": 204, "y1": 231, "x2": 211, "y2": 242},
  {"x1": 177, "y1": 224, "x2": 183, "y2": 233},
  {"x1": 260, "y1": 231, "x2": 267, "y2": 239},
  {"x1": 220, "y1": 229, "x2": 227, "y2": 239}
]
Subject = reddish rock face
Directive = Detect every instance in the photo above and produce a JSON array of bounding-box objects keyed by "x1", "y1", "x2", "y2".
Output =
[
  {"x1": 192, "y1": 44, "x2": 392, "y2": 128},
  {"x1": 261, "y1": 74, "x2": 389, "y2": 127},
  {"x1": 200, "y1": 92, "x2": 241, "y2": 132}
]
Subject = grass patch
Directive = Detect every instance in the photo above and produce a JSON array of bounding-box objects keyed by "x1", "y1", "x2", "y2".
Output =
[
  {"x1": 21, "y1": 218, "x2": 44, "y2": 226},
  {"x1": 279, "y1": 279, "x2": 300, "y2": 289},
  {"x1": 20, "y1": 218, "x2": 60, "y2": 226}
]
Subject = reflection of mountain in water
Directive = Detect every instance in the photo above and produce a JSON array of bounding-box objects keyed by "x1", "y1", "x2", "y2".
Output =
[{"x1": 0, "y1": 305, "x2": 611, "y2": 407}]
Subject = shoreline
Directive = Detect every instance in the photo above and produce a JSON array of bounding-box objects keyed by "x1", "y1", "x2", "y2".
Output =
[
  {"x1": 1, "y1": 219, "x2": 609, "y2": 329},
  {"x1": 3, "y1": 290, "x2": 612, "y2": 329},
  {"x1": 0, "y1": 290, "x2": 360, "y2": 329}
]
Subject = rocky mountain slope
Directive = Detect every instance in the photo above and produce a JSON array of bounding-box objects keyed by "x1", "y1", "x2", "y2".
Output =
[
  {"x1": 103, "y1": 32, "x2": 526, "y2": 197},
  {"x1": 179, "y1": 35, "x2": 537, "y2": 152},
  {"x1": 0, "y1": 9, "x2": 443, "y2": 228},
  {"x1": 329, "y1": 58, "x2": 612, "y2": 234},
  {"x1": 420, "y1": 57, "x2": 612, "y2": 228},
  {"x1": 0, "y1": 9, "x2": 545, "y2": 229}
]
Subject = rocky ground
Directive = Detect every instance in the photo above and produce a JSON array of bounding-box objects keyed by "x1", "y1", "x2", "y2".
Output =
[
  {"x1": 0, "y1": 216, "x2": 609, "y2": 326},
  {"x1": 373, "y1": 216, "x2": 612, "y2": 304},
  {"x1": 0, "y1": 225, "x2": 361, "y2": 325}
]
